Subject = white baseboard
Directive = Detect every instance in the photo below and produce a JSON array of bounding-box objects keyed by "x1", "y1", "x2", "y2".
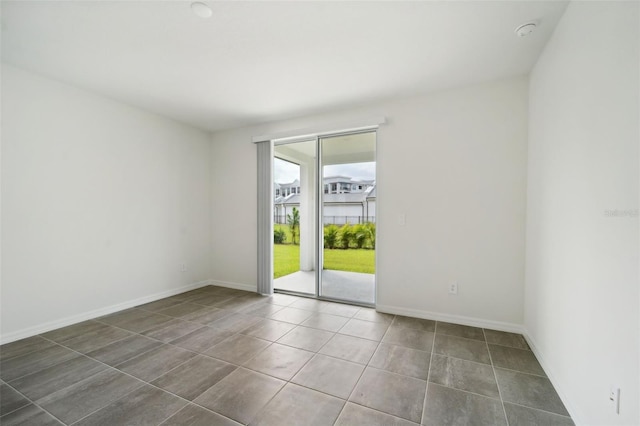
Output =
[
  {"x1": 0, "y1": 280, "x2": 213, "y2": 345},
  {"x1": 210, "y1": 279, "x2": 257, "y2": 293},
  {"x1": 375, "y1": 303, "x2": 524, "y2": 334},
  {"x1": 522, "y1": 328, "x2": 582, "y2": 425}
]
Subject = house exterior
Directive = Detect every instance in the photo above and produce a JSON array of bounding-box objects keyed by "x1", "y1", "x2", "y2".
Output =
[{"x1": 274, "y1": 176, "x2": 376, "y2": 225}]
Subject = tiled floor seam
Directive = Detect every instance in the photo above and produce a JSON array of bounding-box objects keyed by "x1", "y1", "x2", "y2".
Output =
[
  {"x1": 0, "y1": 379, "x2": 66, "y2": 425},
  {"x1": 1, "y1": 341, "x2": 81, "y2": 383},
  {"x1": 483, "y1": 328, "x2": 510, "y2": 426},
  {"x1": 337, "y1": 320, "x2": 394, "y2": 424},
  {"x1": 36, "y1": 335, "x2": 207, "y2": 426},
  {"x1": 420, "y1": 319, "x2": 438, "y2": 425}
]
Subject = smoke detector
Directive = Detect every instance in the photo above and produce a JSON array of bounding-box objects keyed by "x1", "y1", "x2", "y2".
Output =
[
  {"x1": 515, "y1": 22, "x2": 537, "y2": 37},
  {"x1": 191, "y1": 2, "x2": 213, "y2": 19}
]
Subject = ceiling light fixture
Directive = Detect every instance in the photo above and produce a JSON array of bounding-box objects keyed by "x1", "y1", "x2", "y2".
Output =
[
  {"x1": 191, "y1": 2, "x2": 213, "y2": 19},
  {"x1": 515, "y1": 22, "x2": 537, "y2": 37}
]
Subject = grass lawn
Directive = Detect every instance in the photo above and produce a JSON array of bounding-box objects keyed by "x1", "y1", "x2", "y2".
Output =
[
  {"x1": 274, "y1": 244, "x2": 300, "y2": 278},
  {"x1": 274, "y1": 241, "x2": 375, "y2": 278},
  {"x1": 323, "y1": 249, "x2": 375, "y2": 274}
]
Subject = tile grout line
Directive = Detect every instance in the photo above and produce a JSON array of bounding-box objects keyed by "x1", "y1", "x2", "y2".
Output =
[
  {"x1": 0, "y1": 378, "x2": 65, "y2": 425},
  {"x1": 484, "y1": 327, "x2": 510, "y2": 426},
  {"x1": 420, "y1": 320, "x2": 438, "y2": 425},
  {"x1": 34, "y1": 334, "x2": 239, "y2": 426},
  {"x1": 333, "y1": 315, "x2": 397, "y2": 425}
]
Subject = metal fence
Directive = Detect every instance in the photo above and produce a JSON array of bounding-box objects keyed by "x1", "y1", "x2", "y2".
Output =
[{"x1": 274, "y1": 215, "x2": 376, "y2": 225}]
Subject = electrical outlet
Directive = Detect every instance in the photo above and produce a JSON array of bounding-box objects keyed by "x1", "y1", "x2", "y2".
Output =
[
  {"x1": 180, "y1": 263, "x2": 187, "y2": 272},
  {"x1": 399, "y1": 213, "x2": 406, "y2": 226},
  {"x1": 449, "y1": 281, "x2": 458, "y2": 295},
  {"x1": 609, "y1": 386, "x2": 620, "y2": 414}
]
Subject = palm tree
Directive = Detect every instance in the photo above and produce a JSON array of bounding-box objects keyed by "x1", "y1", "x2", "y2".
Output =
[{"x1": 287, "y1": 207, "x2": 300, "y2": 245}]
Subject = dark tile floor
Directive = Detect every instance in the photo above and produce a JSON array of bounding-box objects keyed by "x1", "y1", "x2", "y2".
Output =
[{"x1": 0, "y1": 285, "x2": 574, "y2": 425}]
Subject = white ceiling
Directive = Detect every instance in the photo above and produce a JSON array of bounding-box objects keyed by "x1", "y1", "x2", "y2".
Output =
[{"x1": 1, "y1": 1, "x2": 568, "y2": 132}]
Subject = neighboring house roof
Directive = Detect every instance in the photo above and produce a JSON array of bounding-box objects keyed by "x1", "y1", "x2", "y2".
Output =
[
  {"x1": 366, "y1": 187, "x2": 376, "y2": 198},
  {"x1": 275, "y1": 190, "x2": 375, "y2": 206}
]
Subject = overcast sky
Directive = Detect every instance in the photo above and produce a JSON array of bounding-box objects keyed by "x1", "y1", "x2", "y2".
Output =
[{"x1": 274, "y1": 158, "x2": 376, "y2": 183}]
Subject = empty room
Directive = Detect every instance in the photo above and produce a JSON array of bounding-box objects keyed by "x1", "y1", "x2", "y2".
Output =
[{"x1": 1, "y1": 1, "x2": 638, "y2": 425}]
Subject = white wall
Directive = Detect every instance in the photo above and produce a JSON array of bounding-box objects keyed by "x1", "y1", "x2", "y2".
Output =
[
  {"x1": 211, "y1": 76, "x2": 528, "y2": 328},
  {"x1": 525, "y1": 2, "x2": 639, "y2": 425},
  {"x1": 1, "y1": 64, "x2": 212, "y2": 342}
]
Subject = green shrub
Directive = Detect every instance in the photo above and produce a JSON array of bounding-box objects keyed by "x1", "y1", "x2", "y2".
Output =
[
  {"x1": 324, "y1": 225, "x2": 339, "y2": 249},
  {"x1": 365, "y1": 222, "x2": 376, "y2": 249},
  {"x1": 352, "y1": 224, "x2": 367, "y2": 249},
  {"x1": 274, "y1": 228, "x2": 286, "y2": 244},
  {"x1": 338, "y1": 224, "x2": 354, "y2": 249}
]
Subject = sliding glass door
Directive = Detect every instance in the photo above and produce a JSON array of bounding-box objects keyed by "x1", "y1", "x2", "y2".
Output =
[{"x1": 272, "y1": 131, "x2": 376, "y2": 305}]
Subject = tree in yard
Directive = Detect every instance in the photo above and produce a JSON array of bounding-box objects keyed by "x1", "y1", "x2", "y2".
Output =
[{"x1": 287, "y1": 207, "x2": 300, "y2": 245}]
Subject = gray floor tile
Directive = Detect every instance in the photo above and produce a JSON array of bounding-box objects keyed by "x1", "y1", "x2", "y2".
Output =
[
  {"x1": 222, "y1": 295, "x2": 266, "y2": 312},
  {"x1": 141, "y1": 319, "x2": 205, "y2": 343},
  {"x1": 335, "y1": 402, "x2": 419, "y2": 426},
  {"x1": 0, "y1": 383, "x2": 29, "y2": 416},
  {"x1": 277, "y1": 326, "x2": 333, "y2": 352},
  {"x1": 428, "y1": 354, "x2": 499, "y2": 398},
  {"x1": 488, "y1": 344, "x2": 546, "y2": 376},
  {"x1": 241, "y1": 320, "x2": 296, "y2": 341},
  {"x1": 382, "y1": 327, "x2": 434, "y2": 352},
  {"x1": 321, "y1": 303, "x2": 361, "y2": 318},
  {"x1": 74, "y1": 384, "x2": 187, "y2": 426},
  {"x1": 59, "y1": 325, "x2": 132, "y2": 353},
  {"x1": 10, "y1": 355, "x2": 107, "y2": 400},
  {"x1": 290, "y1": 298, "x2": 330, "y2": 312},
  {"x1": 423, "y1": 383, "x2": 507, "y2": 426},
  {"x1": 350, "y1": 368, "x2": 426, "y2": 423},
  {"x1": 339, "y1": 318, "x2": 389, "y2": 341},
  {"x1": 205, "y1": 334, "x2": 270, "y2": 365},
  {"x1": 0, "y1": 404, "x2": 61, "y2": 426},
  {"x1": 40, "y1": 320, "x2": 106, "y2": 343},
  {"x1": 209, "y1": 313, "x2": 262, "y2": 333},
  {"x1": 353, "y1": 308, "x2": 394, "y2": 324},
  {"x1": 495, "y1": 368, "x2": 569, "y2": 416},
  {"x1": 319, "y1": 333, "x2": 379, "y2": 364},
  {"x1": 504, "y1": 402, "x2": 575, "y2": 426},
  {"x1": 240, "y1": 303, "x2": 285, "y2": 318},
  {"x1": 436, "y1": 322, "x2": 485, "y2": 341},
  {"x1": 244, "y1": 343, "x2": 314, "y2": 380},
  {"x1": 266, "y1": 293, "x2": 301, "y2": 306},
  {"x1": 1, "y1": 344, "x2": 78, "y2": 382},
  {"x1": 194, "y1": 368, "x2": 285, "y2": 425},
  {"x1": 87, "y1": 334, "x2": 162, "y2": 366},
  {"x1": 369, "y1": 343, "x2": 431, "y2": 380},
  {"x1": 152, "y1": 355, "x2": 236, "y2": 400},
  {"x1": 182, "y1": 307, "x2": 233, "y2": 324},
  {"x1": 188, "y1": 293, "x2": 235, "y2": 306},
  {"x1": 37, "y1": 369, "x2": 143, "y2": 424},
  {"x1": 484, "y1": 330, "x2": 529, "y2": 349},
  {"x1": 251, "y1": 383, "x2": 344, "y2": 426},
  {"x1": 301, "y1": 313, "x2": 350, "y2": 332},
  {"x1": 433, "y1": 334, "x2": 491, "y2": 364},
  {"x1": 98, "y1": 308, "x2": 174, "y2": 333},
  {"x1": 163, "y1": 404, "x2": 241, "y2": 426},
  {"x1": 170, "y1": 327, "x2": 234, "y2": 353},
  {"x1": 158, "y1": 303, "x2": 208, "y2": 318},
  {"x1": 268, "y1": 307, "x2": 314, "y2": 324},
  {"x1": 116, "y1": 344, "x2": 196, "y2": 382},
  {"x1": 391, "y1": 316, "x2": 436, "y2": 332},
  {"x1": 137, "y1": 298, "x2": 186, "y2": 312},
  {"x1": 292, "y1": 354, "x2": 364, "y2": 399},
  {"x1": 0, "y1": 336, "x2": 56, "y2": 362}
]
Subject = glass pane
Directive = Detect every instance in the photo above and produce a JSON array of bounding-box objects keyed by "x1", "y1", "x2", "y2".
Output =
[
  {"x1": 320, "y1": 131, "x2": 376, "y2": 304},
  {"x1": 273, "y1": 140, "x2": 317, "y2": 295}
]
